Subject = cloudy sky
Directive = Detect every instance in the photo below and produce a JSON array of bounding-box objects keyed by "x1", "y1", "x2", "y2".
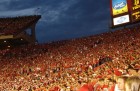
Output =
[{"x1": 0, "y1": 0, "x2": 111, "y2": 43}]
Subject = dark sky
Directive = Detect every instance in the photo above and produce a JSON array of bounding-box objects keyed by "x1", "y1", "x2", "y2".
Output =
[{"x1": 0, "y1": 0, "x2": 111, "y2": 43}]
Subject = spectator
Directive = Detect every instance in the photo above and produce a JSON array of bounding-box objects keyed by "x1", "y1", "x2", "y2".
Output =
[
  {"x1": 94, "y1": 78, "x2": 104, "y2": 91},
  {"x1": 115, "y1": 76, "x2": 128, "y2": 91},
  {"x1": 127, "y1": 65, "x2": 140, "y2": 76},
  {"x1": 108, "y1": 79, "x2": 116, "y2": 91},
  {"x1": 124, "y1": 76, "x2": 140, "y2": 91}
]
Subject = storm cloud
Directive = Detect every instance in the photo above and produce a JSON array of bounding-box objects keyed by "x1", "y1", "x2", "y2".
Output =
[{"x1": 0, "y1": 0, "x2": 110, "y2": 43}]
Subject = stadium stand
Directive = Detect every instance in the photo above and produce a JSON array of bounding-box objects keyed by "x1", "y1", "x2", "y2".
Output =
[
  {"x1": 0, "y1": 15, "x2": 41, "y2": 49},
  {"x1": 0, "y1": 19, "x2": 140, "y2": 90}
]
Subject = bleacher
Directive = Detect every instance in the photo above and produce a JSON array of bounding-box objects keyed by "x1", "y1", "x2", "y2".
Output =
[
  {"x1": 0, "y1": 24, "x2": 140, "y2": 90},
  {"x1": 0, "y1": 15, "x2": 41, "y2": 49}
]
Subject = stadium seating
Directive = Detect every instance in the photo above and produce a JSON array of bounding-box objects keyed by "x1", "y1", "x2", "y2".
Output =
[
  {"x1": 0, "y1": 15, "x2": 40, "y2": 35},
  {"x1": 0, "y1": 25, "x2": 140, "y2": 91}
]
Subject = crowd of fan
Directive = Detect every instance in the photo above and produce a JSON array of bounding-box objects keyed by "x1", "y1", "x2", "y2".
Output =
[
  {"x1": 0, "y1": 25, "x2": 140, "y2": 91},
  {"x1": 0, "y1": 15, "x2": 40, "y2": 35}
]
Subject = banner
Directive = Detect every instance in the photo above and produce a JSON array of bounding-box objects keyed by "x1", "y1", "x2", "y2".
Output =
[{"x1": 112, "y1": 0, "x2": 128, "y2": 15}]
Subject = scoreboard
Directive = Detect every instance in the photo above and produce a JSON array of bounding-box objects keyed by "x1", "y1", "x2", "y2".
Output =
[
  {"x1": 131, "y1": 10, "x2": 140, "y2": 22},
  {"x1": 131, "y1": 0, "x2": 140, "y2": 22},
  {"x1": 110, "y1": 0, "x2": 140, "y2": 27},
  {"x1": 131, "y1": 0, "x2": 140, "y2": 11}
]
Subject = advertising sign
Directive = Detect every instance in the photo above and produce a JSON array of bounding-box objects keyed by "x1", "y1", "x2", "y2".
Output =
[
  {"x1": 113, "y1": 15, "x2": 130, "y2": 25},
  {"x1": 112, "y1": 0, "x2": 128, "y2": 15}
]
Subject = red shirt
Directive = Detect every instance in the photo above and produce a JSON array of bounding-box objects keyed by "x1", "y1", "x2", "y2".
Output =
[
  {"x1": 78, "y1": 84, "x2": 94, "y2": 91},
  {"x1": 108, "y1": 85, "x2": 115, "y2": 91}
]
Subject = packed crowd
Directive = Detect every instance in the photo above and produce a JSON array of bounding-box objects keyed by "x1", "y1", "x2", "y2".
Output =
[
  {"x1": 0, "y1": 25, "x2": 140, "y2": 91},
  {"x1": 0, "y1": 15, "x2": 40, "y2": 35}
]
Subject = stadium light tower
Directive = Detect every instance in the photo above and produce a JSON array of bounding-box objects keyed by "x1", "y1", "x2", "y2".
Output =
[{"x1": 35, "y1": 7, "x2": 40, "y2": 15}]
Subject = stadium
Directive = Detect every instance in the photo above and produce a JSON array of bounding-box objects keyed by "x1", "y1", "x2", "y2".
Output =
[{"x1": 0, "y1": 0, "x2": 140, "y2": 91}]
